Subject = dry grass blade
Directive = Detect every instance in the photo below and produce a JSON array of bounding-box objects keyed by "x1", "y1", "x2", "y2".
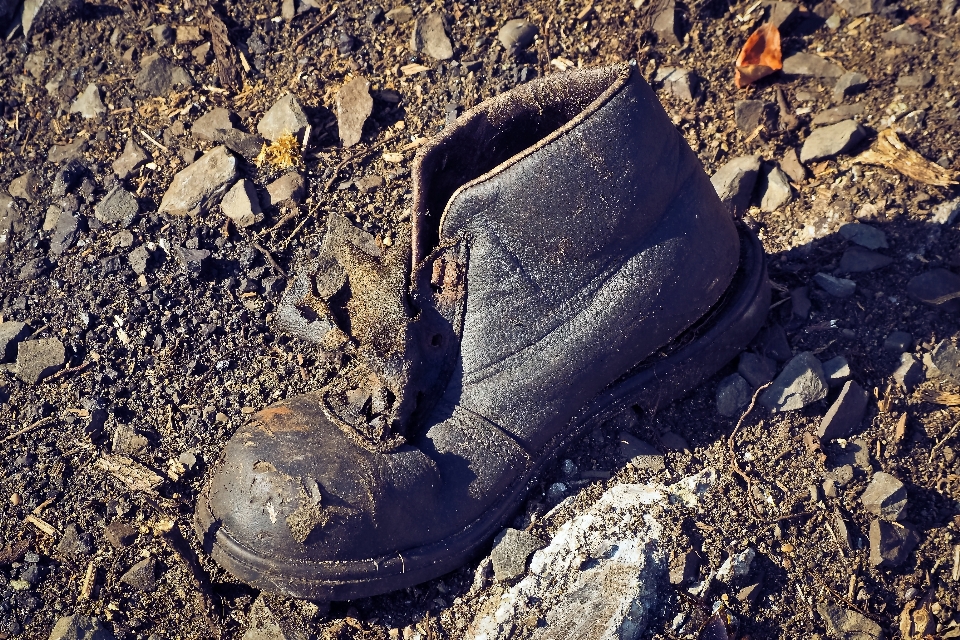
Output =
[
  {"x1": 917, "y1": 389, "x2": 960, "y2": 406},
  {"x1": 855, "y1": 129, "x2": 959, "y2": 187}
]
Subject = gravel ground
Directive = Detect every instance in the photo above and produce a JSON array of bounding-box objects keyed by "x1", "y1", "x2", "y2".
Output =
[{"x1": 1, "y1": 0, "x2": 960, "y2": 638}]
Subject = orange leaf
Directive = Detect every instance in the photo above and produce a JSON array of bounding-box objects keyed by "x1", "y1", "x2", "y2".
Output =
[{"x1": 734, "y1": 23, "x2": 783, "y2": 89}]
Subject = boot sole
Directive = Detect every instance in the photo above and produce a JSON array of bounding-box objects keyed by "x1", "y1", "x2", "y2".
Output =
[{"x1": 195, "y1": 225, "x2": 770, "y2": 601}]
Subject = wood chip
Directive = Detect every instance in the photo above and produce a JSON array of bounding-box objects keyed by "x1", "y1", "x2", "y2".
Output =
[
  {"x1": 382, "y1": 152, "x2": 404, "y2": 163},
  {"x1": 400, "y1": 63, "x2": 430, "y2": 76},
  {"x1": 25, "y1": 514, "x2": 58, "y2": 537},
  {"x1": 918, "y1": 389, "x2": 960, "y2": 406},
  {"x1": 79, "y1": 560, "x2": 96, "y2": 601},
  {"x1": 855, "y1": 129, "x2": 959, "y2": 187},
  {"x1": 96, "y1": 455, "x2": 164, "y2": 493},
  {"x1": 206, "y1": 7, "x2": 241, "y2": 92}
]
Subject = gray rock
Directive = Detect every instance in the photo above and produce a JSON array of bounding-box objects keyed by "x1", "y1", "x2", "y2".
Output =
[
  {"x1": 265, "y1": 173, "x2": 306, "y2": 206},
  {"x1": 128, "y1": 245, "x2": 154, "y2": 275},
  {"x1": 759, "y1": 165, "x2": 792, "y2": 212},
  {"x1": 881, "y1": 27, "x2": 922, "y2": 46},
  {"x1": 113, "y1": 139, "x2": 150, "y2": 180},
  {"x1": 906, "y1": 269, "x2": 960, "y2": 305},
  {"x1": 221, "y1": 179, "x2": 262, "y2": 228},
  {"x1": 760, "y1": 352, "x2": 829, "y2": 412},
  {"x1": 192, "y1": 41, "x2": 213, "y2": 65},
  {"x1": 669, "y1": 549, "x2": 701, "y2": 586},
  {"x1": 19, "y1": 257, "x2": 52, "y2": 281},
  {"x1": 791, "y1": 286, "x2": 811, "y2": 319},
  {"x1": 8, "y1": 171, "x2": 40, "y2": 203},
  {"x1": 782, "y1": 53, "x2": 844, "y2": 78},
  {"x1": 466, "y1": 472, "x2": 712, "y2": 640},
  {"x1": 893, "y1": 353, "x2": 924, "y2": 391},
  {"x1": 861, "y1": 472, "x2": 907, "y2": 521},
  {"x1": 655, "y1": 67, "x2": 698, "y2": 102},
  {"x1": 653, "y1": 0, "x2": 681, "y2": 45},
  {"x1": 618, "y1": 432, "x2": 664, "y2": 471},
  {"x1": 717, "y1": 547, "x2": 756, "y2": 583},
  {"x1": 410, "y1": 12, "x2": 453, "y2": 60},
  {"x1": 336, "y1": 76, "x2": 373, "y2": 149},
  {"x1": 931, "y1": 340, "x2": 960, "y2": 383},
  {"x1": 150, "y1": 24, "x2": 174, "y2": 46},
  {"x1": 930, "y1": 197, "x2": 960, "y2": 225},
  {"x1": 0, "y1": 321, "x2": 31, "y2": 363},
  {"x1": 173, "y1": 246, "x2": 211, "y2": 278},
  {"x1": 837, "y1": 0, "x2": 881, "y2": 13},
  {"x1": 120, "y1": 557, "x2": 157, "y2": 592},
  {"x1": 766, "y1": 1, "x2": 798, "y2": 27},
  {"x1": 734, "y1": 100, "x2": 765, "y2": 132},
  {"x1": 192, "y1": 107, "x2": 236, "y2": 142},
  {"x1": 0, "y1": 194, "x2": 24, "y2": 254},
  {"x1": 833, "y1": 72, "x2": 869, "y2": 99},
  {"x1": 385, "y1": 5, "x2": 413, "y2": 23},
  {"x1": 869, "y1": 519, "x2": 918, "y2": 568},
  {"x1": 839, "y1": 222, "x2": 887, "y2": 249},
  {"x1": 883, "y1": 331, "x2": 912, "y2": 352},
  {"x1": 48, "y1": 138, "x2": 88, "y2": 164},
  {"x1": 218, "y1": 128, "x2": 266, "y2": 161},
  {"x1": 812, "y1": 103, "x2": 866, "y2": 127},
  {"x1": 16, "y1": 338, "x2": 66, "y2": 384},
  {"x1": 242, "y1": 594, "x2": 321, "y2": 640},
  {"x1": 158, "y1": 146, "x2": 238, "y2": 217},
  {"x1": 355, "y1": 175, "x2": 384, "y2": 193},
  {"x1": 800, "y1": 120, "x2": 866, "y2": 163},
  {"x1": 817, "y1": 602, "x2": 885, "y2": 640},
  {"x1": 711, "y1": 155, "x2": 761, "y2": 214},
  {"x1": 112, "y1": 424, "x2": 154, "y2": 456},
  {"x1": 135, "y1": 54, "x2": 193, "y2": 97},
  {"x1": 70, "y1": 84, "x2": 106, "y2": 119},
  {"x1": 781, "y1": 148, "x2": 806, "y2": 183},
  {"x1": 814, "y1": 273, "x2": 856, "y2": 298},
  {"x1": 717, "y1": 373, "x2": 752, "y2": 417},
  {"x1": 103, "y1": 521, "x2": 137, "y2": 548},
  {"x1": 755, "y1": 323, "x2": 792, "y2": 362},
  {"x1": 896, "y1": 71, "x2": 934, "y2": 90},
  {"x1": 823, "y1": 356, "x2": 851, "y2": 386},
  {"x1": 49, "y1": 211, "x2": 80, "y2": 256},
  {"x1": 818, "y1": 380, "x2": 868, "y2": 440},
  {"x1": 47, "y1": 614, "x2": 115, "y2": 640},
  {"x1": 491, "y1": 528, "x2": 547, "y2": 582},
  {"x1": 258, "y1": 94, "x2": 310, "y2": 143},
  {"x1": 95, "y1": 186, "x2": 139, "y2": 227},
  {"x1": 21, "y1": 0, "x2": 83, "y2": 37},
  {"x1": 497, "y1": 18, "x2": 538, "y2": 53},
  {"x1": 838, "y1": 246, "x2": 893, "y2": 273},
  {"x1": 738, "y1": 351, "x2": 776, "y2": 387}
]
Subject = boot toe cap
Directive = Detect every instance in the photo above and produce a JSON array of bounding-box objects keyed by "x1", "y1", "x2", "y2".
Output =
[{"x1": 201, "y1": 393, "x2": 442, "y2": 566}]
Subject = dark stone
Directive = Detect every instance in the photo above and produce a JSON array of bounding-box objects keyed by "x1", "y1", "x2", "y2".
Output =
[
  {"x1": 818, "y1": 380, "x2": 869, "y2": 440},
  {"x1": 861, "y1": 472, "x2": 907, "y2": 521},
  {"x1": 931, "y1": 340, "x2": 960, "y2": 383},
  {"x1": 120, "y1": 557, "x2": 157, "y2": 592},
  {"x1": 893, "y1": 353, "x2": 924, "y2": 391},
  {"x1": 869, "y1": 519, "x2": 918, "y2": 568},
  {"x1": 738, "y1": 351, "x2": 776, "y2": 387},
  {"x1": 883, "y1": 331, "x2": 912, "y2": 352},
  {"x1": 838, "y1": 246, "x2": 893, "y2": 273},
  {"x1": 104, "y1": 521, "x2": 138, "y2": 548},
  {"x1": 906, "y1": 269, "x2": 960, "y2": 305}
]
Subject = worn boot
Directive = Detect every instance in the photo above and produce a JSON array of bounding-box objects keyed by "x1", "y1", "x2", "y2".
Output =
[{"x1": 196, "y1": 62, "x2": 770, "y2": 601}]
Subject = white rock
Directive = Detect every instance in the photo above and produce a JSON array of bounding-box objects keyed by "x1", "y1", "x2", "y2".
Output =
[
  {"x1": 70, "y1": 83, "x2": 106, "y2": 119},
  {"x1": 158, "y1": 146, "x2": 238, "y2": 217},
  {"x1": 221, "y1": 179, "x2": 262, "y2": 228},
  {"x1": 257, "y1": 94, "x2": 310, "y2": 143},
  {"x1": 467, "y1": 469, "x2": 717, "y2": 640}
]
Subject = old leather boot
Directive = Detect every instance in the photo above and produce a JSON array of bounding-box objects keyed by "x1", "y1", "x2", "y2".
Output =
[{"x1": 196, "y1": 62, "x2": 770, "y2": 601}]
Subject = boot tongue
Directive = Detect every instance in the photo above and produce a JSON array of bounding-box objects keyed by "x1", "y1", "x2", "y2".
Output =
[{"x1": 278, "y1": 213, "x2": 430, "y2": 451}]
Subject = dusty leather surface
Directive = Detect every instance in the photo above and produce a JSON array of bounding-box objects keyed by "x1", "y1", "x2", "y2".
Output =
[{"x1": 207, "y1": 63, "x2": 744, "y2": 567}]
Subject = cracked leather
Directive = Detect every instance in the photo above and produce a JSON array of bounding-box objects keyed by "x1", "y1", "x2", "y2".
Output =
[{"x1": 207, "y1": 64, "x2": 741, "y2": 568}]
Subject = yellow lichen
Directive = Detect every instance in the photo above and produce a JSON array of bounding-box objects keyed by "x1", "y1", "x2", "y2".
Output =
[{"x1": 255, "y1": 132, "x2": 301, "y2": 169}]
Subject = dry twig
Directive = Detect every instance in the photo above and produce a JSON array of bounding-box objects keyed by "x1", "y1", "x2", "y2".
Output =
[
  {"x1": 728, "y1": 382, "x2": 771, "y2": 520},
  {"x1": 930, "y1": 419, "x2": 960, "y2": 463}
]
